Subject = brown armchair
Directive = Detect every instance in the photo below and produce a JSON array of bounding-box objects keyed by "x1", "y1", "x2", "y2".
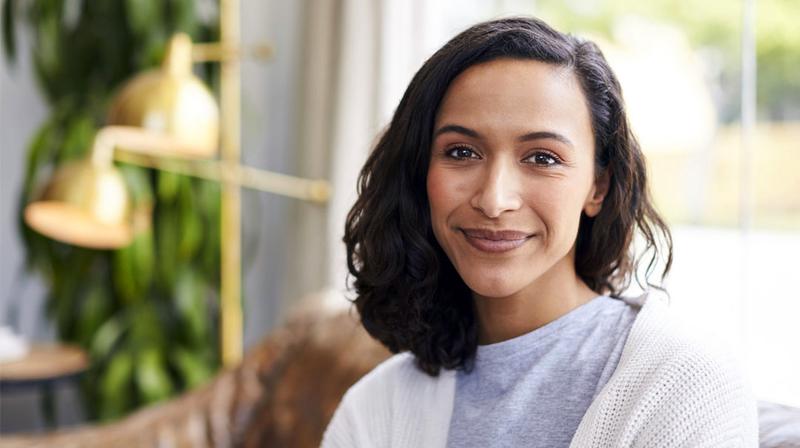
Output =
[{"x1": 0, "y1": 298, "x2": 390, "y2": 448}]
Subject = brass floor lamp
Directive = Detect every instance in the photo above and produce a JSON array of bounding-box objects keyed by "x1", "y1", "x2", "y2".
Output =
[{"x1": 23, "y1": 1, "x2": 328, "y2": 367}]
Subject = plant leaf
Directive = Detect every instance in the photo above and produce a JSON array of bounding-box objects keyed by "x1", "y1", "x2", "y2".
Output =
[
  {"x1": 112, "y1": 240, "x2": 138, "y2": 305},
  {"x1": 91, "y1": 314, "x2": 126, "y2": 360},
  {"x1": 156, "y1": 170, "x2": 181, "y2": 203},
  {"x1": 177, "y1": 178, "x2": 201, "y2": 260},
  {"x1": 135, "y1": 347, "x2": 174, "y2": 404},
  {"x1": 99, "y1": 350, "x2": 134, "y2": 421},
  {"x1": 172, "y1": 346, "x2": 213, "y2": 389},
  {"x1": 124, "y1": 0, "x2": 159, "y2": 38},
  {"x1": 155, "y1": 205, "x2": 179, "y2": 287},
  {"x1": 174, "y1": 266, "x2": 207, "y2": 345},
  {"x1": 2, "y1": 0, "x2": 17, "y2": 62},
  {"x1": 58, "y1": 113, "x2": 95, "y2": 163},
  {"x1": 76, "y1": 284, "x2": 111, "y2": 347}
]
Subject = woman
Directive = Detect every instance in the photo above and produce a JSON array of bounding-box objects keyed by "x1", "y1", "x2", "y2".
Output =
[{"x1": 323, "y1": 17, "x2": 757, "y2": 447}]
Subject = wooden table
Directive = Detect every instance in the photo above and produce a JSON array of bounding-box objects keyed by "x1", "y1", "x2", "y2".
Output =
[
  {"x1": 0, "y1": 344, "x2": 88, "y2": 382},
  {"x1": 0, "y1": 344, "x2": 89, "y2": 428}
]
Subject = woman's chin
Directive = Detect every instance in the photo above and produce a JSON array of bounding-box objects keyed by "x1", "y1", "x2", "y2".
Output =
[{"x1": 462, "y1": 277, "x2": 525, "y2": 300}]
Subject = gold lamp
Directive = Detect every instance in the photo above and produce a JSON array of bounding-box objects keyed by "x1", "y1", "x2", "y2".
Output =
[
  {"x1": 107, "y1": 33, "x2": 219, "y2": 158},
  {"x1": 24, "y1": 12, "x2": 330, "y2": 367},
  {"x1": 24, "y1": 33, "x2": 223, "y2": 249},
  {"x1": 24, "y1": 159, "x2": 133, "y2": 249},
  {"x1": 23, "y1": 126, "x2": 217, "y2": 249}
]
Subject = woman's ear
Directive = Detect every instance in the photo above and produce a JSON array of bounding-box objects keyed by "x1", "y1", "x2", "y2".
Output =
[{"x1": 584, "y1": 169, "x2": 610, "y2": 218}]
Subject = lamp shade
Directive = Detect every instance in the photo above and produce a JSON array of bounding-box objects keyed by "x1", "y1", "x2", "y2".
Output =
[
  {"x1": 24, "y1": 160, "x2": 135, "y2": 249},
  {"x1": 107, "y1": 33, "x2": 219, "y2": 158}
]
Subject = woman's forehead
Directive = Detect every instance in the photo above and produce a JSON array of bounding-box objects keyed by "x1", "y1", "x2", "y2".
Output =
[{"x1": 434, "y1": 58, "x2": 592, "y2": 145}]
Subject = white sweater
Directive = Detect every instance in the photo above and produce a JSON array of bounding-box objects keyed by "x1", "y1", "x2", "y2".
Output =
[{"x1": 322, "y1": 291, "x2": 759, "y2": 447}]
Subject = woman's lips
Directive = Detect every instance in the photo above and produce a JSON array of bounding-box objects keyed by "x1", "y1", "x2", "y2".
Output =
[{"x1": 460, "y1": 228, "x2": 534, "y2": 253}]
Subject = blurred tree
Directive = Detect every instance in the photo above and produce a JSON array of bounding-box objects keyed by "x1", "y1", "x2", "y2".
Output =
[
  {"x1": 538, "y1": 0, "x2": 800, "y2": 121},
  {"x1": 2, "y1": 0, "x2": 222, "y2": 421}
]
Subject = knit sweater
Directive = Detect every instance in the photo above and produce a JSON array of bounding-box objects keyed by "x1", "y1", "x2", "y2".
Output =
[{"x1": 321, "y1": 291, "x2": 759, "y2": 447}]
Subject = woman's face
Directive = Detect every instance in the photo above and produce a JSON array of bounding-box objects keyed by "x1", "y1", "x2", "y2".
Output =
[{"x1": 427, "y1": 58, "x2": 606, "y2": 300}]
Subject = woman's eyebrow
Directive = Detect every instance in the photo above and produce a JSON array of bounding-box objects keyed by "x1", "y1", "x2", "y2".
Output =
[
  {"x1": 518, "y1": 131, "x2": 574, "y2": 148},
  {"x1": 433, "y1": 124, "x2": 574, "y2": 148},
  {"x1": 433, "y1": 124, "x2": 480, "y2": 139}
]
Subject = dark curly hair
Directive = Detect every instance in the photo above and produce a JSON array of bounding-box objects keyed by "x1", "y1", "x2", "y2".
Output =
[{"x1": 343, "y1": 16, "x2": 673, "y2": 376}]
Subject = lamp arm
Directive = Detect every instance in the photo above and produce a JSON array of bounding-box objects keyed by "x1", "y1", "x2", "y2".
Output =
[
  {"x1": 90, "y1": 126, "x2": 206, "y2": 167},
  {"x1": 91, "y1": 126, "x2": 331, "y2": 204}
]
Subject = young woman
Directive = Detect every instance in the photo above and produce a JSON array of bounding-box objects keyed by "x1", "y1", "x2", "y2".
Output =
[{"x1": 323, "y1": 17, "x2": 758, "y2": 447}]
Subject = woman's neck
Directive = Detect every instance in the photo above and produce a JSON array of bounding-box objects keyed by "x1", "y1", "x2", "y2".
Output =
[{"x1": 472, "y1": 263, "x2": 599, "y2": 345}]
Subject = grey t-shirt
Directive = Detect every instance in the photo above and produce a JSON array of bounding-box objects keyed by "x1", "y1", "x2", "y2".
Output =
[{"x1": 446, "y1": 295, "x2": 638, "y2": 448}]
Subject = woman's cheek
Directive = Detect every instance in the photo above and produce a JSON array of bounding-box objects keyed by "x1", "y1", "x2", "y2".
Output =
[{"x1": 427, "y1": 167, "x2": 455, "y2": 212}]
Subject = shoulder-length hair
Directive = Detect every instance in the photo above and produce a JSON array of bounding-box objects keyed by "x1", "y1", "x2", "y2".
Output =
[{"x1": 343, "y1": 16, "x2": 673, "y2": 376}]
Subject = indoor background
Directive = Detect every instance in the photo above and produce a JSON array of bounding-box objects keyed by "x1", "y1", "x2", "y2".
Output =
[{"x1": 1, "y1": 0, "x2": 797, "y2": 435}]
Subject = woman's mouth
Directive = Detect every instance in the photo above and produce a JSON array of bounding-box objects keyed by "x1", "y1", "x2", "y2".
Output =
[{"x1": 460, "y1": 228, "x2": 535, "y2": 253}]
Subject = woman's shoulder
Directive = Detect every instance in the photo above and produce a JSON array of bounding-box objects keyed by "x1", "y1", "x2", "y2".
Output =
[
  {"x1": 341, "y1": 350, "x2": 456, "y2": 409},
  {"x1": 572, "y1": 290, "x2": 759, "y2": 447},
  {"x1": 620, "y1": 290, "x2": 754, "y2": 400},
  {"x1": 338, "y1": 352, "x2": 421, "y2": 403},
  {"x1": 322, "y1": 352, "x2": 456, "y2": 447},
  {"x1": 624, "y1": 290, "x2": 747, "y2": 373}
]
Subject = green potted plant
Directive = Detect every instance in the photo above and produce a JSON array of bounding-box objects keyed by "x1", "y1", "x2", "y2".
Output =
[{"x1": 3, "y1": 0, "x2": 222, "y2": 421}]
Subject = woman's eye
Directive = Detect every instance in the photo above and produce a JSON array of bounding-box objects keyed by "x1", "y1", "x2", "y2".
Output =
[
  {"x1": 526, "y1": 152, "x2": 560, "y2": 166},
  {"x1": 446, "y1": 146, "x2": 479, "y2": 160}
]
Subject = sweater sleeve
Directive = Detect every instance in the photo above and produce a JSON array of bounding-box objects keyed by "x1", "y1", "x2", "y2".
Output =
[
  {"x1": 632, "y1": 344, "x2": 759, "y2": 447},
  {"x1": 320, "y1": 352, "x2": 456, "y2": 448},
  {"x1": 571, "y1": 293, "x2": 759, "y2": 448},
  {"x1": 572, "y1": 339, "x2": 758, "y2": 448},
  {"x1": 320, "y1": 393, "x2": 357, "y2": 448},
  {"x1": 320, "y1": 356, "x2": 397, "y2": 448},
  {"x1": 320, "y1": 387, "x2": 373, "y2": 448}
]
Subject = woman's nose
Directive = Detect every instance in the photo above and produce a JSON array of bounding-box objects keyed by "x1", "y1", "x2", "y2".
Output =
[{"x1": 470, "y1": 159, "x2": 523, "y2": 218}]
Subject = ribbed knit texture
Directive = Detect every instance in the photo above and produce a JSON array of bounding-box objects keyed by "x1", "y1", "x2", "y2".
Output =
[{"x1": 321, "y1": 291, "x2": 759, "y2": 447}]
